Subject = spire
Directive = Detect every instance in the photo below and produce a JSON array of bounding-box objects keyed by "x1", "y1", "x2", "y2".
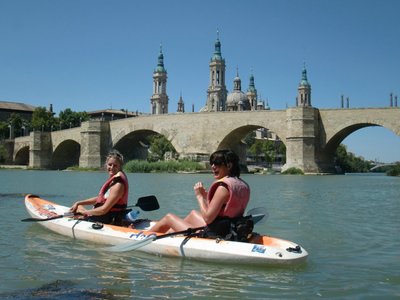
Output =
[
  {"x1": 300, "y1": 62, "x2": 310, "y2": 87},
  {"x1": 212, "y1": 30, "x2": 223, "y2": 61},
  {"x1": 233, "y1": 66, "x2": 241, "y2": 91},
  {"x1": 156, "y1": 43, "x2": 166, "y2": 73},
  {"x1": 247, "y1": 70, "x2": 256, "y2": 93},
  {"x1": 177, "y1": 91, "x2": 185, "y2": 113},
  {"x1": 178, "y1": 91, "x2": 184, "y2": 104}
]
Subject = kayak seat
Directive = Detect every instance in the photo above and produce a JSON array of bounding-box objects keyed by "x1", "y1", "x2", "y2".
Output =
[{"x1": 199, "y1": 216, "x2": 254, "y2": 242}]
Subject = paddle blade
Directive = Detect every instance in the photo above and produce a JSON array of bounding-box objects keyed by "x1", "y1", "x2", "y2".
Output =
[
  {"x1": 105, "y1": 235, "x2": 157, "y2": 252},
  {"x1": 135, "y1": 195, "x2": 160, "y2": 211},
  {"x1": 246, "y1": 207, "x2": 269, "y2": 225}
]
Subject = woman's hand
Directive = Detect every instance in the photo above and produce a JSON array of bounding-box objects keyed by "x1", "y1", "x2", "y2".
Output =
[
  {"x1": 194, "y1": 182, "x2": 207, "y2": 198},
  {"x1": 70, "y1": 202, "x2": 79, "y2": 213}
]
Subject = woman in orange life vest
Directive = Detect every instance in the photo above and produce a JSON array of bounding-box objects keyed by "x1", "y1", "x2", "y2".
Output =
[
  {"x1": 150, "y1": 149, "x2": 250, "y2": 233},
  {"x1": 70, "y1": 150, "x2": 129, "y2": 225}
]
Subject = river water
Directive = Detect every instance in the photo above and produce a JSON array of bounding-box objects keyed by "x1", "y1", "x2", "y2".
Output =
[{"x1": 0, "y1": 170, "x2": 399, "y2": 299}]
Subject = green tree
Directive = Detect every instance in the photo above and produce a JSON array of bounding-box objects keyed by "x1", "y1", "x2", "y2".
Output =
[
  {"x1": 0, "y1": 144, "x2": 8, "y2": 162},
  {"x1": 387, "y1": 163, "x2": 400, "y2": 176},
  {"x1": 7, "y1": 113, "x2": 29, "y2": 137},
  {"x1": 147, "y1": 134, "x2": 176, "y2": 162},
  {"x1": 249, "y1": 139, "x2": 264, "y2": 162},
  {"x1": 243, "y1": 131, "x2": 256, "y2": 147},
  {"x1": 248, "y1": 138, "x2": 286, "y2": 165},
  {"x1": 334, "y1": 144, "x2": 373, "y2": 173},
  {"x1": 276, "y1": 141, "x2": 286, "y2": 164},
  {"x1": 263, "y1": 140, "x2": 276, "y2": 165},
  {"x1": 0, "y1": 121, "x2": 9, "y2": 139},
  {"x1": 31, "y1": 107, "x2": 55, "y2": 131},
  {"x1": 58, "y1": 108, "x2": 89, "y2": 129}
]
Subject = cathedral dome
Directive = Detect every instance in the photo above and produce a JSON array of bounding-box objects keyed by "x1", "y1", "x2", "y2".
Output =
[
  {"x1": 226, "y1": 90, "x2": 250, "y2": 110},
  {"x1": 226, "y1": 71, "x2": 250, "y2": 110}
]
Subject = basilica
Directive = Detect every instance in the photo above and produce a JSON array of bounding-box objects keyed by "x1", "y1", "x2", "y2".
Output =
[{"x1": 148, "y1": 33, "x2": 310, "y2": 115}]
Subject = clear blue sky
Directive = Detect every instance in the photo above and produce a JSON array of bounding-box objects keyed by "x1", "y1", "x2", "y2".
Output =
[{"x1": 0, "y1": 0, "x2": 399, "y2": 162}]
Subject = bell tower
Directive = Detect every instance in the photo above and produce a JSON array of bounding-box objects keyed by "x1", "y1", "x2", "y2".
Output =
[
  {"x1": 206, "y1": 31, "x2": 228, "y2": 111},
  {"x1": 151, "y1": 44, "x2": 169, "y2": 114},
  {"x1": 296, "y1": 64, "x2": 312, "y2": 107},
  {"x1": 247, "y1": 72, "x2": 258, "y2": 110}
]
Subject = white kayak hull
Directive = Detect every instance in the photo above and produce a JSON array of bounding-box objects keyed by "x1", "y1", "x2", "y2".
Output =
[{"x1": 24, "y1": 194, "x2": 308, "y2": 266}]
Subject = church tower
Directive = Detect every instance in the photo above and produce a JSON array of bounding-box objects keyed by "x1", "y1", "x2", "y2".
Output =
[
  {"x1": 177, "y1": 93, "x2": 185, "y2": 113},
  {"x1": 246, "y1": 72, "x2": 258, "y2": 110},
  {"x1": 205, "y1": 32, "x2": 228, "y2": 111},
  {"x1": 151, "y1": 45, "x2": 169, "y2": 114},
  {"x1": 296, "y1": 65, "x2": 312, "y2": 107}
]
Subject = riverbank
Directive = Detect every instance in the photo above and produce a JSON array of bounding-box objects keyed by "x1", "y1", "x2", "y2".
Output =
[{"x1": 0, "y1": 164, "x2": 27, "y2": 169}]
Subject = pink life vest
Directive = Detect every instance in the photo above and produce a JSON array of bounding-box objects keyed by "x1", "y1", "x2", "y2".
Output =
[
  {"x1": 94, "y1": 171, "x2": 129, "y2": 212},
  {"x1": 207, "y1": 176, "x2": 250, "y2": 219}
]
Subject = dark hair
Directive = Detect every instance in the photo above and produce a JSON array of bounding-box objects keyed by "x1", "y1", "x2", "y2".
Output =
[{"x1": 209, "y1": 149, "x2": 241, "y2": 177}]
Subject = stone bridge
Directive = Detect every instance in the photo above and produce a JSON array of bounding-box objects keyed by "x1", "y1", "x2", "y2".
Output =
[{"x1": 9, "y1": 107, "x2": 400, "y2": 174}]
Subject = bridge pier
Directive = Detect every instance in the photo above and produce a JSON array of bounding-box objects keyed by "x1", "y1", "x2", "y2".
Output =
[
  {"x1": 1, "y1": 140, "x2": 15, "y2": 164},
  {"x1": 282, "y1": 107, "x2": 331, "y2": 173},
  {"x1": 79, "y1": 120, "x2": 110, "y2": 169},
  {"x1": 29, "y1": 131, "x2": 52, "y2": 169}
]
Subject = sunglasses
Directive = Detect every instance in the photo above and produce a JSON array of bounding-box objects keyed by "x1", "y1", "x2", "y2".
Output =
[{"x1": 210, "y1": 157, "x2": 226, "y2": 166}]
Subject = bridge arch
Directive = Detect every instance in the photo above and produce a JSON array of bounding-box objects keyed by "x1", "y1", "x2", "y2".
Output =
[
  {"x1": 14, "y1": 146, "x2": 29, "y2": 165},
  {"x1": 52, "y1": 139, "x2": 81, "y2": 170},
  {"x1": 113, "y1": 129, "x2": 179, "y2": 161},
  {"x1": 321, "y1": 108, "x2": 400, "y2": 153},
  {"x1": 51, "y1": 130, "x2": 81, "y2": 154},
  {"x1": 114, "y1": 129, "x2": 156, "y2": 161},
  {"x1": 324, "y1": 123, "x2": 380, "y2": 156},
  {"x1": 216, "y1": 124, "x2": 286, "y2": 167},
  {"x1": 12, "y1": 137, "x2": 30, "y2": 164}
]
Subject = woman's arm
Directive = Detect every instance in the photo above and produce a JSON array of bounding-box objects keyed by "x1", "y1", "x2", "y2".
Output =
[
  {"x1": 70, "y1": 197, "x2": 97, "y2": 212},
  {"x1": 197, "y1": 184, "x2": 229, "y2": 224},
  {"x1": 75, "y1": 183, "x2": 125, "y2": 216}
]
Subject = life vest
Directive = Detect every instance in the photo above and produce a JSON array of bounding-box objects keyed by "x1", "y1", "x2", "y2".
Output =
[
  {"x1": 207, "y1": 176, "x2": 250, "y2": 219},
  {"x1": 94, "y1": 171, "x2": 129, "y2": 212}
]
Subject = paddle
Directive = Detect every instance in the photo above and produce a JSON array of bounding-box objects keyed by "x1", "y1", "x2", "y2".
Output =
[
  {"x1": 105, "y1": 207, "x2": 268, "y2": 252},
  {"x1": 246, "y1": 207, "x2": 269, "y2": 225},
  {"x1": 21, "y1": 195, "x2": 160, "y2": 222},
  {"x1": 21, "y1": 212, "x2": 76, "y2": 222},
  {"x1": 128, "y1": 195, "x2": 160, "y2": 211}
]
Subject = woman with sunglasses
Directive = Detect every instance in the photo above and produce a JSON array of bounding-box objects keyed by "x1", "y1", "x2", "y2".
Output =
[
  {"x1": 69, "y1": 150, "x2": 129, "y2": 225},
  {"x1": 150, "y1": 149, "x2": 250, "y2": 234}
]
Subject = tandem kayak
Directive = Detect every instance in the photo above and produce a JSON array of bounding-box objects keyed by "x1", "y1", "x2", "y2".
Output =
[{"x1": 23, "y1": 194, "x2": 308, "y2": 266}]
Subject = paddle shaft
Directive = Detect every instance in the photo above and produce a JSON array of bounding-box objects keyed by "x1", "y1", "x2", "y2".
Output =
[
  {"x1": 21, "y1": 212, "x2": 75, "y2": 222},
  {"x1": 153, "y1": 226, "x2": 206, "y2": 241}
]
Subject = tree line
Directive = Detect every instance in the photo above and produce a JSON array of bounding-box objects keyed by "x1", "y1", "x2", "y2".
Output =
[{"x1": 0, "y1": 107, "x2": 89, "y2": 139}]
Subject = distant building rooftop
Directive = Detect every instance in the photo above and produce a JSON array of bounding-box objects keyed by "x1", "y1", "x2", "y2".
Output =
[
  {"x1": 0, "y1": 101, "x2": 37, "y2": 123},
  {"x1": 87, "y1": 109, "x2": 138, "y2": 121},
  {"x1": 0, "y1": 101, "x2": 36, "y2": 112}
]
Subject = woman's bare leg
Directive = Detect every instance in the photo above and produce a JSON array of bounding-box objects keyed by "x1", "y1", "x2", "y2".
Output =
[
  {"x1": 183, "y1": 210, "x2": 206, "y2": 227},
  {"x1": 151, "y1": 213, "x2": 192, "y2": 233}
]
